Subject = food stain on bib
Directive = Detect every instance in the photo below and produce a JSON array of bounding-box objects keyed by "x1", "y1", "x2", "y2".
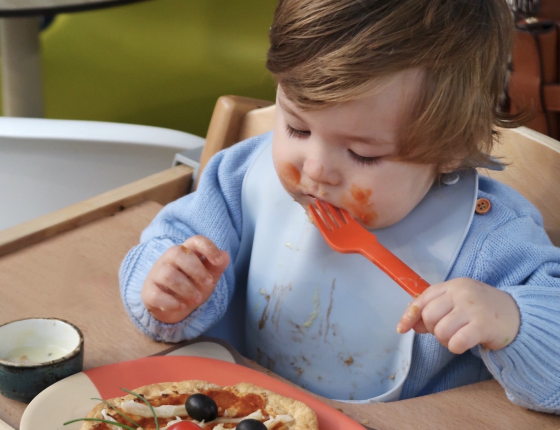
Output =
[
  {"x1": 278, "y1": 162, "x2": 301, "y2": 190},
  {"x1": 259, "y1": 284, "x2": 292, "y2": 332},
  {"x1": 258, "y1": 293, "x2": 271, "y2": 330},
  {"x1": 342, "y1": 185, "x2": 378, "y2": 225}
]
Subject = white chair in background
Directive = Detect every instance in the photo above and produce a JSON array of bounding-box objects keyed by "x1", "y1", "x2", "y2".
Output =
[{"x1": 0, "y1": 118, "x2": 204, "y2": 254}]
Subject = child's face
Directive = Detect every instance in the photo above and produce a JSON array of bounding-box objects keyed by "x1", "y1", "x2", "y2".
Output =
[{"x1": 272, "y1": 68, "x2": 437, "y2": 229}]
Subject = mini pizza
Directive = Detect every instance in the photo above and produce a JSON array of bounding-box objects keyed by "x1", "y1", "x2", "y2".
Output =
[{"x1": 75, "y1": 380, "x2": 319, "y2": 430}]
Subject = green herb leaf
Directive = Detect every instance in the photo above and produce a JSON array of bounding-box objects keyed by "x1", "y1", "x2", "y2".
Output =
[
  {"x1": 91, "y1": 397, "x2": 142, "y2": 428},
  {"x1": 63, "y1": 417, "x2": 137, "y2": 430},
  {"x1": 120, "y1": 388, "x2": 160, "y2": 430}
]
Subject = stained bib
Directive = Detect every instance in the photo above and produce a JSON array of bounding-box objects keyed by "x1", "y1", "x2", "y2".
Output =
[{"x1": 207, "y1": 136, "x2": 477, "y2": 402}]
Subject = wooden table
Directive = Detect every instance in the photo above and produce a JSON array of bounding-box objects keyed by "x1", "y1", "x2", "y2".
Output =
[
  {"x1": 0, "y1": 0, "x2": 148, "y2": 117},
  {"x1": 1, "y1": 197, "x2": 559, "y2": 429}
]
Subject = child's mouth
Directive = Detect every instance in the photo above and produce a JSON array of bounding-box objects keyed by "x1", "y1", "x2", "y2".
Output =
[{"x1": 304, "y1": 194, "x2": 342, "y2": 214}]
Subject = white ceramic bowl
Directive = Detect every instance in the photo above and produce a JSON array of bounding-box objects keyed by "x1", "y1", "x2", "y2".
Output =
[{"x1": 0, "y1": 318, "x2": 84, "y2": 403}]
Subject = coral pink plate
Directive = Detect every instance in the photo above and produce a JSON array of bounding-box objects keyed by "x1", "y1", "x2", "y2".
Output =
[{"x1": 21, "y1": 355, "x2": 364, "y2": 430}]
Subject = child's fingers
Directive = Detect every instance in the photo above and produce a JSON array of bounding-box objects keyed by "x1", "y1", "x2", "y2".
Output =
[
  {"x1": 141, "y1": 236, "x2": 230, "y2": 325},
  {"x1": 172, "y1": 246, "x2": 216, "y2": 293},
  {"x1": 142, "y1": 281, "x2": 194, "y2": 324},
  {"x1": 447, "y1": 323, "x2": 481, "y2": 354},
  {"x1": 182, "y1": 236, "x2": 227, "y2": 267},
  {"x1": 432, "y1": 311, "x2": 469, "y2": 349},
  {"x1": 418, "y1": 295, "x2": 454, "y2": 334},
  {"x1": 142, "y1": 281, "x2": 188, "y2": 313},
  {"x1": 151, "y1": 260, "x2": 203, "y2": 306},
  {"x1": 411, "y1": 319, "x2": 429, "y2": 334},
  {"x1": 396, "y1": 284, "x2": 446, "y2": 333},
  {"x1": 396, "y1": 302, "x2": 422, "y2": 334},
  {"x1": 197, "y1": 249, "x2": 230, "y2": 280}
]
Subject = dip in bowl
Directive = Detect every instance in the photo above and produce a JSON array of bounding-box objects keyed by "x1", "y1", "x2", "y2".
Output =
[{"x1": 0, "y1": 317, "x2": 84, "y2": 402}]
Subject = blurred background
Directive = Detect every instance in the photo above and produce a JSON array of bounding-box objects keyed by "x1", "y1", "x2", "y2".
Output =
[{"x1": 0, "y1": 0, "x2": 278, "y2": 137}]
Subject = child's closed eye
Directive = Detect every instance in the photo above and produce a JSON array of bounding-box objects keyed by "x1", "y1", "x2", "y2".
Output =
[
  {"x1": 348, "y1": 150, "x2": 382, "y2": 165},
  {"x1": 286, "y1": 124, "x2": 310, "y2": 139}
]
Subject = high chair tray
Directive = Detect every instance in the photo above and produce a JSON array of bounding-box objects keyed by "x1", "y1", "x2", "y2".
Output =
[{"x1": 0, "y1": 171, "x2": 559, "y2": 430}]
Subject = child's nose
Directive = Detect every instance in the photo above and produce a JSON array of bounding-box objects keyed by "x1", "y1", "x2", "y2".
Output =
[{"x1": 302, "y1": 158, "x2": 341, "y2": 185}]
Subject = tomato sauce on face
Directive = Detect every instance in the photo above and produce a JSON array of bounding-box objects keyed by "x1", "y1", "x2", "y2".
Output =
[
  {"x1": 342, "y1": 185, "x2": 378, "y2": 226},
  {"x1": 350, "y1": 186, "x2": 371, "y2": 205},
  {"x1": 278, "y1": 162, "x2": 301, "y2": 190}
]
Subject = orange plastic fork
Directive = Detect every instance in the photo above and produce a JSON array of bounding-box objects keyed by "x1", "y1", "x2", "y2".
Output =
[{"x1": 309, "y1": 201, "x2": 430, "y2": 297}]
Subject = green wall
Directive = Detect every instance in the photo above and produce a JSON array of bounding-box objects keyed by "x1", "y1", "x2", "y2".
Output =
[{"x1": 8, "y1": 0, "x2": 278, "y2": 137}]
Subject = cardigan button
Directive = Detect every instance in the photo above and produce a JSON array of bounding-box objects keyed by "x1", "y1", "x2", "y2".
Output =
[{"x1": 475, "y1": 198, "x2": 491, "y2": 214}]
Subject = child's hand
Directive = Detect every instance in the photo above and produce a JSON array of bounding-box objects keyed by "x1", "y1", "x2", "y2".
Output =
[
  {"x1": 396, "y1": 278, "x2": 520, "y2": 354},
  {"x1": 141, "y1": 235, "x2": 230, "y2": 324}
]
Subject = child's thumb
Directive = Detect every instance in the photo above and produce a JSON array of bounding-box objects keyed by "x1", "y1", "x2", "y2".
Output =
[{"x1": 206, "y1": 250, "x2": 230, "y2": 278}]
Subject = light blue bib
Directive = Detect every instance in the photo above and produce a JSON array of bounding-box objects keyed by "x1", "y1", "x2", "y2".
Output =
[{"x1": 208, "y1": 137, "x2": 477, "y2": 402}]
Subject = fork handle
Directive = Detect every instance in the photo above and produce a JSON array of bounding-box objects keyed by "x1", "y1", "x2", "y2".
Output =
[{"x1": 359, "y1": 240, "x2": 430, "y2": 297}]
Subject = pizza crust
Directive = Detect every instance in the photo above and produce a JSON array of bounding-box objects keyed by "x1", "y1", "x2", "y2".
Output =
[{"x1": 80, "y1": 380, "x2": 318, "y2": 430}]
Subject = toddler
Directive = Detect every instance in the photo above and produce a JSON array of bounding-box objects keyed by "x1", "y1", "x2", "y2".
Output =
[{"x1": 120, "y1": 0, "x2": 560, "y2": 412}]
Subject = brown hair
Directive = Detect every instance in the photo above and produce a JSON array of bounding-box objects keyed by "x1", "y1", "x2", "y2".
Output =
[{"x1": 266, "y1": 0, "x2": 523, "y2": 169}]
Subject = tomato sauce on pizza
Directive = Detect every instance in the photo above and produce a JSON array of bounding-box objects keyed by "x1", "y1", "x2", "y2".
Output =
[{"x1": 75, "y1": 381, "x2": 318, "y2": 430}]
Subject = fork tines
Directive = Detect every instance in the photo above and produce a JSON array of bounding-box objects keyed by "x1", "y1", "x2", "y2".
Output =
[{"x1": 309, "y1": 200, "x2": 347, "y2": 231}]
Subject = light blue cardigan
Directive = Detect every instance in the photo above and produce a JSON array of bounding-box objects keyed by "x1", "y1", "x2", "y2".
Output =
[{"x1": 120, "y1": 132, "x2": 560, "y2": 414}]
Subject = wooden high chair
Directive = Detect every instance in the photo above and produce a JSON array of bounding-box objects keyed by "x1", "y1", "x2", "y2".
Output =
[
  {"x1": 1, "y1": 96, "x2": 559, "y2": 430},
  {"x1": 199, "y1": 96, "x2": 560, "y2": 247},
  {"x1": 1, "y1": 94, "x2": 559, "y2": 254}
]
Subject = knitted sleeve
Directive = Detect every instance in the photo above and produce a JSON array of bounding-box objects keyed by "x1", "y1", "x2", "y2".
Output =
[
  {"x1": 118, "y1": 132, "x2": 271, "y2": 343},
  {"x1": 467, "y1": 185, "x2": 560, "y2": 414}
]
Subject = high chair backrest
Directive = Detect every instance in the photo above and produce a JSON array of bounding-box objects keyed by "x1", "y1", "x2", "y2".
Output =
[
  {"x1": 196, "y1": 96, "x2": 274, "y2": 189},
  {"x1": 200, "y1": 96, "x2": 560, "y2": 247},
  {"x1": 479, "y1": 127, "x2": 560, "y2": 246}
]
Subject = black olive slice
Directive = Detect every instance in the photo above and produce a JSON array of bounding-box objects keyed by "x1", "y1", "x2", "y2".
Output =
[{"x1": 185, "y1": 393, "x2": 218, "y2": 422}]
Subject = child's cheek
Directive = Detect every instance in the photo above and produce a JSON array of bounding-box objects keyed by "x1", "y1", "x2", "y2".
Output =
[
  {"x1": 277, "y1": 162, "x2": 301, "y2": 193},
  {"x1": 342, "y1": 184, "x2": 378, "y2": 226}
]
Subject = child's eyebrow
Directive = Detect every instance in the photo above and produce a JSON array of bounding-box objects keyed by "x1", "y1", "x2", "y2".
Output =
[
  {"x1": 340, "y1": 134, "x2": 375, "y2": 144},
  {"x1": 278, "y1": 99, "x2": 305, "y2": 122},
  {"x1": 337, "y1": 132, "x2": 393, "y2": 146},
  {"x1": 279, "y1": 96, "x2": 395, "y2": 147}
]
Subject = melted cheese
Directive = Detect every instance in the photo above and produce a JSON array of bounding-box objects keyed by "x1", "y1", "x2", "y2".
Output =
[
  {"x1": 119, "y1": 402, "x2": 294, "y2": 429},
  {"x1": 191, "y1": 410, "x2": 267, "y2": 428},
  {"x1": 263, "y1": 414, "x2": 295, "y2": 429},
  {"x1": 101, "y1": 409, "x2": 122, "y2": 430},
  {"x1": 121, "y1": 401, "x2": 186, "y2": 418}
]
